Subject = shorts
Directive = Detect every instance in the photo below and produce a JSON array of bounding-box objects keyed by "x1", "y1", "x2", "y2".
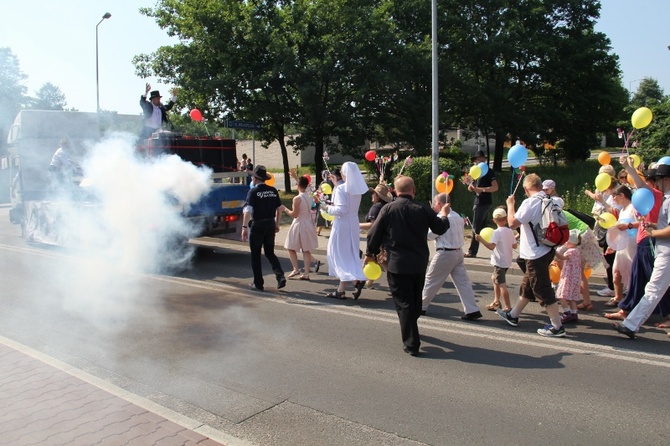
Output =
[
  {"x1": 518, "y1": 250, "x2": 557, "y2": 306},
  {"x1": 492, "y1": 266, "x2": 508, "y2": 285}
]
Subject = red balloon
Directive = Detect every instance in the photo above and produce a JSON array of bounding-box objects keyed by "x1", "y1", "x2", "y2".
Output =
[
  {"x1": 365, "y1": 150, "x2": 376, "y2": 162},
  {"x1": 303, "y1": 174, "x2": 312, "y2": 184},
  {"x1": 190, "y1": 109, "x2": 203, "y2": 122}
]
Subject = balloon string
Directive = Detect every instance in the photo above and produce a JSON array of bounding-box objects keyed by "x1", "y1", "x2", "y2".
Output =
[{"x1": 512, "y1": 174, "x2": 524, "y2": 195}]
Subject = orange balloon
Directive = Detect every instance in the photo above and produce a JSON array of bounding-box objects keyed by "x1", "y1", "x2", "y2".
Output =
[
  {"x1": 549, "y1": 264, "x2": 561, "y2": 284},
  {"x1": 435, "y1": 176, "x2": 447, "y2": 193},
  {"x1": 266, "y1": 172, "x2": 276, "y2": 187},
  {"x1": 597, "y1": 151, "x2": 611, "y2": 165},
  {"x1": 583, "y1": 267, "x2": 592, "y2": 279},
  {"x1": 446, "y1": 178, "x2": 454, "y2": 194}
]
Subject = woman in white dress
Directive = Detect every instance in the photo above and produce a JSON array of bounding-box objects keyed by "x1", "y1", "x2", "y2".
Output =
[{"x1": 325, "y1": 162, "x2": 369, "y2": 300}]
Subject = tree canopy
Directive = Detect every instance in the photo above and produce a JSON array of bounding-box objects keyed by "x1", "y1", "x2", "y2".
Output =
[
  {"x1": 134, "y1": 0, "x2": 630, "y2": 189},
  {"x1": 31, "y1": 82, "x2": 67, "y2": 110},
  {"x1": 0, "y1": 48, "x2": 28, "y2": 150}
]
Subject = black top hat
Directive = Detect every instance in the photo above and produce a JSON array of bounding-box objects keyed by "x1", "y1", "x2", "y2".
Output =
[
  {"x1": 653, "y1": 164, "x2": 670, "y2": 179},
  {"x1": 149, "y1": 90, "x2": 162, "y2": 100},
  {"x1": 471, "y1": 150, "x2": 486, "y2": 161},
  {"x1": 252, "y1": 165, "x2": 271, "y2": 181}
]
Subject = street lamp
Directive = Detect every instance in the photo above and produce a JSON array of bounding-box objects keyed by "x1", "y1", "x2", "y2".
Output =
[
  {"x1": 629, "y1": 78, "x2": 642, "y2": 98},
  {"x1": 96, "y1": 12, "x2": 112, "y2": 112}
]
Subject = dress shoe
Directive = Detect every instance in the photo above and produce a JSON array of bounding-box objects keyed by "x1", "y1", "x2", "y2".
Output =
[
  {"x1": 420, "y1": 310, "x2": 427, "y2": 316},
  {"x1": 461, "y1": 311, "x2": 483, "y2": 321},
  {"x1": 277, "y1": 276, "x2": 287, "y2": 289},
  {"x1": 403, "y1": 346, "x2": 419, "y2": 356},
  {"x1": 612, "y1": 322, "x2": 636, "y2": 339},
  {"x1": 249, "y1": 283, "x2": 264, "y2": 291}
]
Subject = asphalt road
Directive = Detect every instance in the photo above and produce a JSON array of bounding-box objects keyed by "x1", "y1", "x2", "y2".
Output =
[{"x1": 1, "y1": 206, "x2": 669, "y2": 445}]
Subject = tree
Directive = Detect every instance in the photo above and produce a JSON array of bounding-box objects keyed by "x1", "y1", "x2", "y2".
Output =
[
  {"x1": 0, "y1": 48, "x2": 28, "y2": 150},
  {"x1": 631, "y1": 77, "x2": 664, "y2": 107},
  {"x1": 30, "y1": 82, "x2": 67, "y2": 110}
]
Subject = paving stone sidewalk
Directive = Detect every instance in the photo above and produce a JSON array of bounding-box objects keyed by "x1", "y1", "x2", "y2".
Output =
[{"x1": 0, "y1": 340, "x2": 236, "y2": 446}]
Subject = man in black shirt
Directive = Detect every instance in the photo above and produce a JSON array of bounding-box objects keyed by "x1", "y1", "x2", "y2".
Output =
[
  {"x1": 366, "y1": 176, "x2": 450, "y2": 356},
  {"x1": 241, "y1": 166, "x2": 286, "y2": 291},
  {"x1": 466, "y1": 150, "x2": 499, "y2": 257}
]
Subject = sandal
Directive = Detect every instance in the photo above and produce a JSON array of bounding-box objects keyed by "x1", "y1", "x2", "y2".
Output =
[
  {"x1": 605, "y1": 310, "x2": 627, "y2": 321},
  {"x1": 604, "y1": 298, "x2": 620, "y2": 307},
  {"x1": 287, "y1": 270, "x2": 301, "y2": 279},
  {"x1": 299, "y1": 274, "x2": 310, "y2": 281},
  {"x1": 486, "y1": 301, "x2": 502, "y2": 311},
  {"x1": 576, "y1": 302, "x2": 594, "y2": 311},
  {"x1": 326, "y1": 290, "x2": 346, "y2": 299},
  {"x1": 352, "y1": 281, "x2": 365, "y2": 300}
]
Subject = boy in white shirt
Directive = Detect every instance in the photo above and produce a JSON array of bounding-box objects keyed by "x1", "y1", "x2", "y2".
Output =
[{"x1": 476, "y1": 207, "x2": 517, "y2": 312}]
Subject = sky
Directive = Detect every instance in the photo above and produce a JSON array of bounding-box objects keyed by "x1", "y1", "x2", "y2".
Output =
[{"x1": 1, "y1": 1, "x2": 668, "y2": 116}]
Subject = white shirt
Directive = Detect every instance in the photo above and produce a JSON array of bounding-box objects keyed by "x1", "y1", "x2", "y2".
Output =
[
  {"x1": 490, "y1": 226, "x2": 516, "y2": 268},
  {"x1": 516, "y1": 192, "x2": 552, "y2": 259},
  {"x1": 428, "y1": 211, "x2": 464, "y2": 249},
  {"x1": 147, "y1": 103, "x2": 162, "y2": 130}
]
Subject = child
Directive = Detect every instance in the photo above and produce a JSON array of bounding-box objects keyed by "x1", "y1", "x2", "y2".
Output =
[
  {"x1": 553, "y1": 229, "x2": 582, "y2": 323},
  {"x1": 475, "y1": 207, "x2": 517, "y2": 312}
]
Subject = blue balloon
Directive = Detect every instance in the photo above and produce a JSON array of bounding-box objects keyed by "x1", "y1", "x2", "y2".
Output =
[
  {"x1": 619, "y1": 217, "x2": 637, "y2": 238},
  {"x1": 477, "y1": 161, "x2": 489, "y2": 177},
  {"x1": 632, "y1": 188, "x2": 655, "y2": 216},
  {"x1": 508, "y1": 144, "x2": 528, "y2": 168},
  {"x1": 658, "y1": 156, "x2": 670, "y2": 165}
]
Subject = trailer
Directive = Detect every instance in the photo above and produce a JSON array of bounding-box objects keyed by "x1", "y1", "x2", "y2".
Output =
[{"x1": 7, "y1": 110, "x2": 249, "y2": 245}]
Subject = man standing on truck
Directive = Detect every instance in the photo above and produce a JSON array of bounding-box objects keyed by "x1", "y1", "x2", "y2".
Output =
[
  {"x1": 49, "y1": 138, "x2": 80, "y2": 188},
  {"x1": 139, "y1": 83, "x2": 178, "y2": 139},
  {"x1": 241, "y1": 165, "x2": 287, "y2": 291}
]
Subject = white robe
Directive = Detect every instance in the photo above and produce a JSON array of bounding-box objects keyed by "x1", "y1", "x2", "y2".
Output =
[{"x1": 327, "y1": 165, "x2": 367, "y2": 282}]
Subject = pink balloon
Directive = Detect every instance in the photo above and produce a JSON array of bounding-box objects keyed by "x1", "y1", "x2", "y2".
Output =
[{"x1": 190, "y1": 109, "x2": 203, "y2": 122}]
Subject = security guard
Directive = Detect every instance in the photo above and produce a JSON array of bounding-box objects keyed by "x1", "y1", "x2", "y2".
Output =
[{"x1": 241, "y1": 165, "x2": 286, "y2": 291}]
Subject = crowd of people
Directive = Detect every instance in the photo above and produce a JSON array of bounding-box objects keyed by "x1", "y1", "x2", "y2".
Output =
[{"x1": 239, "y1": 153, "x2": 670, "y2": 355}]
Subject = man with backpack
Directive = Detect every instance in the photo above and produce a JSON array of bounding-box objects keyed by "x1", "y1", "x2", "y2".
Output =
[{"x1": 497, "y1": 173, "x2": 567, "y2": 337}]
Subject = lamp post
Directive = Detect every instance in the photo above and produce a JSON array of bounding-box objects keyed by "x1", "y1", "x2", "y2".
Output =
[
  {"x1": 96, "y1": 12, "x2": 112, "y2": 113},
  {"x1": 629, "y1": 78, "x2": 642, "y2": 98}
]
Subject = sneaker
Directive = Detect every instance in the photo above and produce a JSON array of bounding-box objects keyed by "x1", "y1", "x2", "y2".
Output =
[
  {"x1": 597, "y1": 287, "x2": 615, "y2": 297},
  {"x1": 537, "y1": 324, "x2": 566, "y2": 337},
  {"x1": 496, "y1": 309, "x2": 519, "y2": 327},
  {"x1": 561, "y1": 312, "x2": 578, "y2": 324}
]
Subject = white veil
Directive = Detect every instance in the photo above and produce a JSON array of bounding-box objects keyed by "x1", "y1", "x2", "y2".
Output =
[{"x1": 341, "y1": 161, "x2": 368, "y2": 195}]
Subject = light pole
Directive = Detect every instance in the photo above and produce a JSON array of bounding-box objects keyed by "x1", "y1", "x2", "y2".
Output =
[
  {"x1": 96, "y1": 12, "x2": 112, "y2": 112},
  {"x1": 629, "y1": 78, "x2": 642, "y2": 98}
]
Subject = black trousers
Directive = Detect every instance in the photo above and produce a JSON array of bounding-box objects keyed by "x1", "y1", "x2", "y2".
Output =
[
  {"x1": 387, "y1": 272, "x2": 426, "y2": 352},
  {"x1": 468, "y1": 203, "x2": 491, "y2": 255},
  {"x1": 249, "y1": 221, "x2": 284, "y2": 289}
]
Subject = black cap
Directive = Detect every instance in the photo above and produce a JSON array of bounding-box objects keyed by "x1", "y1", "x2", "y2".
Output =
[{"x1": 653, "y1": 164, "x2": 670, "y2": 179}]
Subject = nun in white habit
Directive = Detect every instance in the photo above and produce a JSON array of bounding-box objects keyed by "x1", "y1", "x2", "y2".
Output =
[{"x1": 325, "y1": 161, "x2": 369, "y2": 300}]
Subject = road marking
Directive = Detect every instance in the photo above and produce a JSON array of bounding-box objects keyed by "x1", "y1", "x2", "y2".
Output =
[{"x1": 3, "y1": 242, "x2": 669, "y2": 368}]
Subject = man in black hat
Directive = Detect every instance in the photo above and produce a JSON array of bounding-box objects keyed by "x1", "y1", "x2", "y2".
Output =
[
  {"x1": 465, "y1": 150, "x2": 498, "y2": 257},
  {"x1": 139, "y1": 83, "x2": 178, "y2": 139},
  {"x1": 241, "y1": 165, "x2": 286, "y2": 291}
]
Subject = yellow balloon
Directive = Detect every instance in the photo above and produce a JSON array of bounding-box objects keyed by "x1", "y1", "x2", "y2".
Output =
[
  {"x1": 549, "y1": 264, "x2": 561, "y2": 284},
  {"x1": 595, "y1": 172, "x2": 612, "y2": 192},
  {"x1": 631, "y1": 106, "x2": 653, "y2": 129},
  {"x1": 469, "y1": 165, "x2": 482, "y2": 180},
  {"x1": 480, "y1": 227, "x2": 494, "y2": 243},
  {"x1": 598, "y1": 212, "x2": 617, "y2": 229},
  {"x1": 435, "y1": 176, "x2": 447, "y2": 193},
  {"x1": 320, "y1": 183, "x2": 332, "y2": 195},
  {"x1": 364, "y1": 262, "x2": 382, "y2": 280},
  {"x1": 320, "y1": 209, "x2": 335, "y2": 221},
  {"x1": 266, "y1": 172, "x2": 276, "y2": 187},
  {"x1": 629, "y1": 154, "x2": 641, "y2": 169}
]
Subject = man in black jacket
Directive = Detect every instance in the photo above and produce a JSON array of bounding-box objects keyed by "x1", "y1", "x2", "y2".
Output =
[
  {"x1": 139, "y1": 83, "x2": 178, "y2": 139},
  {"x1": 366, "y1": 176, "x2": 450, "y2": 356}
]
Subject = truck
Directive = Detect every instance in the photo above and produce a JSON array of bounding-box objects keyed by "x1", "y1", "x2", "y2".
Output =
[{"x1": 6, "y1": 109, "x2": 249, "y2": 245}]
